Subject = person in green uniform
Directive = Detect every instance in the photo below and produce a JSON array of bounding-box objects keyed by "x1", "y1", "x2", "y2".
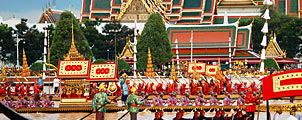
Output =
[
  {"x1": 126, "y1": 87, "x2": 144, "y2": 120},
  {"x1": 92, "y1": 84, "x2": 109, "y2": 120}
]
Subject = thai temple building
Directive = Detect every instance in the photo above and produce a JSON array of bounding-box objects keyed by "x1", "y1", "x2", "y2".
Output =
[
  {"x1": 81, "y1": 0, "x2": 300, "y2": 65},
  {"x1": 38, "y1": 7, "x2": 63, "y2": 24}
]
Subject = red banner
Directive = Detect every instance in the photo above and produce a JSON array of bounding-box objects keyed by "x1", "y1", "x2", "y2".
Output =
[
  {"x1": 262, "y1": 69, "x2": 302, "y2": 100},
  {"x1": 58, "y1": 60, "x2": 90, "y2": 78},
  {"x1": 88, "y1": 63, "x2": 118, "y2": 81},
  {"x1": 187, "y1": 63, "x2": 206, "y2": 74},
  {"x1": 205, "y1": 65, "x2": 219, "y2": 75}
]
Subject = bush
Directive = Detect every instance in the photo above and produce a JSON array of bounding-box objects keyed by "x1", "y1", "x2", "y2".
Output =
[
  {"x1": 30, "y1": 62, "x2": 43, "y2": 71},
  {"x1": 257, "y1": 58, "x2": 279, "y2": 69},
  {"x1": 118, "y1": 59, "x2": 130, "y2": 71},
  {"x1": 93, "y1": 59, "x2": 107, "y2": 63}
]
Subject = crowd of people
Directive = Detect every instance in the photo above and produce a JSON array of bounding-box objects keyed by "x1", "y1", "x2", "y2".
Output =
[{"x1": 1, "y1": 94, "x2": 54, "y2": 109}]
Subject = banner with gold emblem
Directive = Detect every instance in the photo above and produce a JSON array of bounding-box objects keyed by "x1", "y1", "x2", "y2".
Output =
[
  {"x1": 263, "y1": 69, "x2": 302, "y2": 100},
  {"x1": 57, "y1": 60, "x2": 90, "y2": 78},
  {"x1": 187, "y1": 63, "x2": 206, "y2": 74},
  {"x1": 205, "y1": 65, "x2": 219, "y2": 75},
  {"x1": 88, "y1": 63, "x2": 118, "y2": 81}
]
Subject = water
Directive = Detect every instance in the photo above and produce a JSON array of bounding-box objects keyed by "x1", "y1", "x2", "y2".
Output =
[{"x1": 0, "y1": 112, "x2": 296, "y2": 120}]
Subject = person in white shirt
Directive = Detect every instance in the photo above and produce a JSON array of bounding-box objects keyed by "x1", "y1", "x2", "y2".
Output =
[
  {"x1": 273, "y1": 107, "x2": 282, "y2": 120},
  {"x1": 287, "y1": 111, "x2": 298, "y2": 120},
  {"x1": 53, "y1": 77, "x2": 60, "y2": 97}
]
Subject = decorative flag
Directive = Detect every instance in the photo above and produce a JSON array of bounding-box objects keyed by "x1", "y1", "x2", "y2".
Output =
[
  {"x1": 261, "y1": 49, "x2": 266, "y2": 60},
  {"x1": 187, "y1": 63, "x2": 206, "y2": 74},
  {"x1": 261, "y1": 9, "x2": 270, "y2": 20},
  {"x1": 260, "y1": 62, "x2": 265, "y2": 73},
  {"x1": 261, "y1": 22, "x2": 269, "y2": 33},
  {"x1": 263, "y1": 0, "x2": 273, "y2": 5},
  {"x1": 261, "y1": 35, "x2": 267, "y2": 46},
  {"x1": 262, "y1": 69, "x2": 302, "y2": 100}
]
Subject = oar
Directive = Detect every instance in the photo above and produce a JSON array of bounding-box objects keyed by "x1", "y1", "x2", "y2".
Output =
[
  {"x1": 80, "y1": 95, "x2": 120, "y2": 120},
  {"x1": 118, "y1": 94, "x2": 151, "y2": 120}
]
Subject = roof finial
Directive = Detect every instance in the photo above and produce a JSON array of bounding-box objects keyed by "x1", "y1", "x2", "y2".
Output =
[{"x1": 72, "y1": 19, "x2": 75, "y2": 47}]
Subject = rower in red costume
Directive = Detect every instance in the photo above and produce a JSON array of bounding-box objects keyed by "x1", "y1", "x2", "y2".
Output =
[
  {"x1": 6, "y1": 82, "x2": 12, "y2": 96},
  {"x1": 90, "y1": 83, "x2": 97, "y2": 99},
  {"x1": 0, "y1": 84, "x2": 4, "y2": 97},
  {"x1": 226, "y1": 81, "x2": 232, "y2": 94},
  {"x1": 202, "y1": 81, "x2": 210, "y2": 95},
  {"x1": 245, "y1": 87, "x2": 259, "y2": 120},
  {"x1": 213, "y1": 82, "x2": 220, "y2": 94},
  {"x1": 115, "y1": 82, "x2": 121, "y2": 96},
  {"x1": 249, "y1": 82, "x2": 258, "y2": 92},
  {"x1": 180, "y1": 84, "x2": 186, "y2": 95},
  {"x1": 15, "y1": 83, "x2": 20, "y2": 96},
  {"x1": 26, "y1": 84, "x2": 32, "y2": 96},
  {"x1": 34, "y1": 80, "x2": 43, "y2": 96},
  {"x1": 190, "y1": 82, "x2": 197, "y2": 95},
  {"x1": 20, "y1": 83, "x2": 26, "y2": 97},
  {"x1": 237, "y1": 83, "x2": 243, "y2": 94}
]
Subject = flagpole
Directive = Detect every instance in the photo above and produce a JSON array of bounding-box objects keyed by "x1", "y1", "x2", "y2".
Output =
[
  {"x1": 133, "y1": 20, "x2": 137, "y2": 78},
  {"x1": 190, "y1": 31, "x2": 193, "y2": 63},
  {"x1": 175, "y1": 39, "x2": 180, "y2": 73}
]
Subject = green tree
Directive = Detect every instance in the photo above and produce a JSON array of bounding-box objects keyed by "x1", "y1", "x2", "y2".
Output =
[
  {"x1": 117, "y1": 59, "x2": 130, "y2": 71},
  {"x1": 0, "y1": 23, "x2": 15, "y2": 63},
  {"x1": 93, "y1": 58, "x2": 107, "y2": 63},
  {"x1": 94, "y1": 21, "x2": 133, "y2": 60},
  {"x1": 257, "y1": 58, "x2": 279, "y2": 69},
  {"x1": 50, "y1": 11, "x2": 93, "y2": 66},
  {"x1": 240, "y1": 5, "x2": 302, "y2": 57},
  {"x1": 15, "y1": 19, "x2": 44, "y2": 66},
  {"x1": 30, "y1": 62, "x2": 43, "y2": 71},
  {"x1": 137, "y1": 13, "x2": 172, "y2": 70},
  {"x1": 81, "y1": 18, "x2": 102, "y2": 47}
]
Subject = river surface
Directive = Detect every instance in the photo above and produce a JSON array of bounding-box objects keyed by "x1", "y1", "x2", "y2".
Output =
[{"x1": 0, "y1": 112, "x2": 298, "y2": 120}]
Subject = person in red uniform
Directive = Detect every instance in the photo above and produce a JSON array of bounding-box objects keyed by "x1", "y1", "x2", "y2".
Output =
[
  {"x1": 202, "y1": 81, "x2": 210, "y2": 95},
  {"x1": 245, "y1": 87, "x2": 259, "y2": 120},
  {"x1": 15, "y1": 83, "x2": 20, "y2": 96},
  {"x1": 20, "y1": 83, "x2": 26, "y2": 97},
  {"x1": 34, "y1": 80, "x2": 43, "y2": 97},
  {"x1": 26, "y1": 84, "x2": 32, "y2": 96},
  {"x1": 226, "y1": 81, "x2": 232, "y2": 94},
  {"x1": 0, "y1": 84, "x2": 4, "y2": 97},
  {"x1": 6, "y1": 82, "x2": 12, "y2": 96}
]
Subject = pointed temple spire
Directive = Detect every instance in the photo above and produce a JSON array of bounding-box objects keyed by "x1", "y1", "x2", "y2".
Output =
[
  {"x1": 169, "y1": 59, "x2": 178, "y2": 81},
  {"x1": 21, "y1": 48, "x2": 31, "y2": 77},
  {"x1": 64, "y1": 20, "x2": 85, "y2": 60},
  {"x1": 145, "y1": 48, "x2": 154, "y2": 77},
  {"x1": 1, "y1": 59, "x2": 6, "y2": 81}
]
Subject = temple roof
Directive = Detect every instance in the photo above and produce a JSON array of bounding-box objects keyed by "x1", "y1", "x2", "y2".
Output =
[
  {"x1": 265, "y1": 35, "x2": 286, "y2": 58},
  {"x1": 117, "y1": 39, "x2": 134, "y2": 59},
  {"x1": 38, "y1": 7, "x2": 63, "y2": 23},
  {"x1": 168, "y1": 22, "x2": 258, "y2": 58}
]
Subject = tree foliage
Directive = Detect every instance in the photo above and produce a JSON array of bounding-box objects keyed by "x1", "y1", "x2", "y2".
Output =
[
  {"x1": 16, "y1": 19, "x2": 44, "y2": 66},
  {"x1": 0, "y1": 23, "x2": 15, "y2": 63},
  {"x1": 30, "y1": 62, "x2": 43, "y2": 71},
  {"x1": 240, "y1": 5, "x2": 302, "y2": 57},
  {"x1": 92, "y1": 21, "x2": 133, "y2": 60},
  {"x1": 50, "y1": 11, "x2": 93, "y2": 66},
  {"x1": 137, "y1": 13, "x2": 172, "y2": 70},
  {"x1": 93, "y1": 58, "x2": 107, "y2": 63},
  {"x1": 257, "y1": 58, "x2": 279, "y2": 69},
  {"x1": 117, "y1": 59, "x2": 130, "y2": 71}
]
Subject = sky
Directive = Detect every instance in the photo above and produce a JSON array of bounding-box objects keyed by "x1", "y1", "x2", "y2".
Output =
[{"x1": 0, "y1": 0, "x2": 82, "y2": 23}]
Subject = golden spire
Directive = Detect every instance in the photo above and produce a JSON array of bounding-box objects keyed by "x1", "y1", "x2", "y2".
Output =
[
  {"x1": 64, "y1": 20, "x2": 85, "y2": 60},
  {"x1": 21, "y1": 48, "x2": 30, "y2": 77},
  {"x1": 192, "y1": 60, "x2": 200, "y2": 80},
  {"x1": 1, "y1": 59, "x2": 6, "y2": 81},
  {"x1": 169, "y1": 59, "x2": 178, "y2": 81},
  {"x1": 145, "y1": 48, "x2": 154, "y2": 77}
]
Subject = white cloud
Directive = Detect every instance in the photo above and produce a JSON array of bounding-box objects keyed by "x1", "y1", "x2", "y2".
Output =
[{"x1": 0, "y1": 10, "x2": 42, "y2": 23}]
